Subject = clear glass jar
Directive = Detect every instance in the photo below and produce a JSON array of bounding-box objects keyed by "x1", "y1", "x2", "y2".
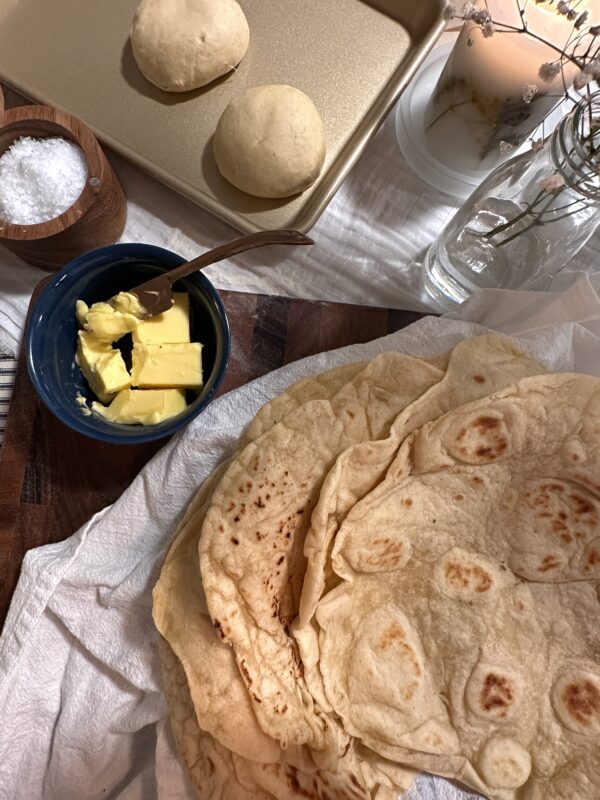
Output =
[{"x1": 423, "y1": 91, "x2": 600, "y2": 308}]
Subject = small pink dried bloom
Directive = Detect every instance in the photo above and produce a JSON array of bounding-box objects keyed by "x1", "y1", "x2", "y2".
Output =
[
  {"x1": 522, "y1": 84, "x2": 538, "y2": 103},
  {"x1": 499, "y1": 140, "x2": 516, "y2": 155},
  {"x1": 590, "y1": 25, "x2": 600, "y2": 36},
  {"x1": 443, "y1": 5, "x2": 456, "y2": 20},
  {"x1": 539, "y1": 61, "x2": 562, "y2": 82},
  {"x1": 574, "y1": 58, "x2": 600, "y2": 90},
  {"x1": 466, "y1": 8, "x2": 494, "y2": 36},
  {"x1": 557, "y1": 1, "x2": 572, "y2": 15},
  {"x1": 539, "y1": 173, "x2": 566, "y2": 193},
  {"x1": 575, "y1": 10, "x2": 589, "y2": 29}
]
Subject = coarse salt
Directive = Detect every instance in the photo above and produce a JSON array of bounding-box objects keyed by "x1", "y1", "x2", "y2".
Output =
[{"x1": 0, "y1": 136, "x2": 88, "y2": 225}]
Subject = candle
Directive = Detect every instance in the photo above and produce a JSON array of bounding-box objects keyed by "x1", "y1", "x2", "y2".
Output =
[{"x1": 424, "y1": 0, "x2": 597, "y2": 171}]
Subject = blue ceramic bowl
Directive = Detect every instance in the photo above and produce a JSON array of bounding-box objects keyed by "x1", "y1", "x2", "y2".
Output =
[{"x1": 26, "y1": 243, "x2": 230, "y2": 444}]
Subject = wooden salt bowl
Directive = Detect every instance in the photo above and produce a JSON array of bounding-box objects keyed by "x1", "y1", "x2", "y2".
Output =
[{"x1": 0, "y1": 88, "x2": 126, "y2": 271}]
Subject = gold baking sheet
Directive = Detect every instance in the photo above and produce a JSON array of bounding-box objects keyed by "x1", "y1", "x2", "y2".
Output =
[{"x1": 0, "y1": 0, "x2": 446, "y2": 233}]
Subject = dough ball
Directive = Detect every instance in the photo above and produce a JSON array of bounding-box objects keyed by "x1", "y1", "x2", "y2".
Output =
[
  {"x1": 213, "y1": 84, "x2": 326, "y2": 198},
  {"x1": 131, "y1": 0, "x2": 249, "y2": 92}
]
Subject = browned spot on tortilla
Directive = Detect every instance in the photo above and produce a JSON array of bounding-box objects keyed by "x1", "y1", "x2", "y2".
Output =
[
  {"x1": 363, "y1": 539, "x2": 404, "y2": 568},
  {"x1": 230, "y1": 536, "x2": 239, "y2": 545},
  {"x1": 239, "y1": 659, "x2": 252, "y2": 686},
  {"x1": 476, "y1": 446, "x2": 494, "y2": 458},
  {"x1": 277, "y1": 555, "x2": 285, "y2": 565},
  {"x1": 445, "y1": 561, "x2": 493, "y2": 593},
  {"x1": 480, "y1": 673, "x2": 514, "y2": 717},
  {"x1": 403, "y1": 498, "x2": 413, "y2": 508},
  {"x1": 472, "y1": 476, "x2": 484, "y2": 485},
  {"x1": 378, "y1": 622, "x2": 405, "y2": 651},
  {"x1": 473, "y1": 374, "x2": 486, "y2": 383},
  {"x1": 255, "y1": 497, "x2": 265, "y2": 509},
  {"x1": 347, "y1": 410, "x2": 355, "y2": 418},
  {"x1": 213, "y1": 620, "x2": 224, "y2": 639},
  {"x1": 226, "y1": 501, "x2": 235, "y2": 512},
  {"x1": 539, "y1": 554, "x2": 561, "y2": 572},
  {"x1": 252, "y1": 693, "x2": 262, "y2": 703},
  {"x1": 571, "y1": 493, "x2": 595, "y2": 515},
  {"x1": 457, "y1": 429, "x2": 466, "y2": 441},
  {"x1": 572, "y1": 453, "x2": 580, "y2": 461},
  {"x1": 297, "y1": 508, "x2": 304, "y2": 515},
  {"x1": 585, "y1": 548, "x2": 600, "y2": 571},
  {"x1": 562, "y1": 680, "x2": 600, "y2": 726},
  {"x1": 454, "y1": 494, "x2": 465, "y2": 501},
  {"x1": 233, "y1": 515, "x2": 240, "y2": 523},
  {"x1": 475, "y1": 415, "x2": 501, "y2": 430},
  {"x1": 376, "y1": 624, "x2": 422, "y2": 701},
  {"x1": 218, "y1": 525, "x2": 224, "y2": 532}
]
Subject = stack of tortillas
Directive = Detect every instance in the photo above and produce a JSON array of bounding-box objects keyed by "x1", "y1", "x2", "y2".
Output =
[{"x1": 153, "y1": 334, "x2": 600, "y2": 799}]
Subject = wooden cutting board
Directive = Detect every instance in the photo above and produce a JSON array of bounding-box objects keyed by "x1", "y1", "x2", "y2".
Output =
[{"x1": 0, "y1": 282, "x2": 425, "y2": 626}]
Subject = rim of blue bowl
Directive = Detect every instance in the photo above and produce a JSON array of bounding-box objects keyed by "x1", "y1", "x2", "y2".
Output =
[{"x1": 26, "y1": 243, "x2": 231, "y2": 445}]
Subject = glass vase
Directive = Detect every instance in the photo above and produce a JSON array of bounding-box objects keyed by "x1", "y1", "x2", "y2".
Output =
[{"x1": 423, "y1": 90, "x2": 600, "y2": 308}]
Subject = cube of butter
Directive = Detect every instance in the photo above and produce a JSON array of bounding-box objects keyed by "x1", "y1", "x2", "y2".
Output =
[
  {"x1": 76, "y1": 331, "x2": 131, "y2": 404},
  {"x1": 92, "y1": 388, "x2": 187, "y2": 425},
  {"x1": 131, "y1": 342, "x2": 203, "y2": 389},
  {"x1": 132, "y1": 293, "x2": 190, "y2": 345}
]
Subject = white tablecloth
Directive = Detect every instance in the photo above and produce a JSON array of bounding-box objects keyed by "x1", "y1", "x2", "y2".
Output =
[{"x1": 2, "y1": 73, "x2": 600, "y2": 360}]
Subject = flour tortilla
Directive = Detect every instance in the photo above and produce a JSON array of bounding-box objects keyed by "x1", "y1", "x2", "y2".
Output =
[
  {"x1": 160, "y1": 634, "x2": 415, "y2": 800},
  {"x1": 294, "y1": 335, "x2": 546, "y2": 714},
  {"x1": 241, "y1": 361, "x2": 367, "y2": 448},
  {"x1": 154, "y1": 358, "x2": 417, "y2": 791},
  {"x1": 154, "y1": 360, "x2": 376, "y2": 763},
  {"x1": 317, "y1": 372, "x2": 600, "y2": 799},
  {"x1": 156, "y1": 498, "x2": 415, "y2": 799},
  {"x1": 199, "y1": 352, "x2": 446, "y2": 754},
  {"x1": 297, "y1": 335, "x2": 546, "y2": 631}
]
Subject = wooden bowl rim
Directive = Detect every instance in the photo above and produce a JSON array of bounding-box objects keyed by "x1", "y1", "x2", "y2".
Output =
[{"x1": 0, "y1": 104, "x2": 106, "y2": 241}]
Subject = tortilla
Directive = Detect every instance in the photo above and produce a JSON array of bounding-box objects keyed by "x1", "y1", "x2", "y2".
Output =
[
  {"x1": 294, "y1": 335, "x2": 546, "y2": 713},
  {"x1": 298, "y1": 334, "x2": 546, "y2": 630},
  {"x1": 316, "y1": 372, "x2": 600, "y2": 799},
  {"x1": 153, "y1": 360, "x2": 384, "y2": 764},
  {"x1": 154, "y1": 358, "x2": 417, "y2": 793},
  {"x1": 158, "y1": 605, "x2": 415, "y2": 799},
  {"x1": 199, "y1": 352, "x2": 447, "y2": 754}
]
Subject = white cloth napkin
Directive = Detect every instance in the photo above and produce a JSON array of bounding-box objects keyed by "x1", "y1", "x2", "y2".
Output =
[{"x1": 1, "y1": 277, "x2": 600, "y2": 800}]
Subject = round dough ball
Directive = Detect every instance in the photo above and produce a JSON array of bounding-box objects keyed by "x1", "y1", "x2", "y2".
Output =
[
  {"x1": 213, "y1": 84, "x2": 326, "y2": 198},
  {"x1": 131, "y1": 0, "x2": 249, "y2": 93}
]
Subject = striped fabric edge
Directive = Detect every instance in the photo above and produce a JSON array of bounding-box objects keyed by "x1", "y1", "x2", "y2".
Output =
[{"x1": 0, "y1": 354, "x2": 17, "y2": 447}]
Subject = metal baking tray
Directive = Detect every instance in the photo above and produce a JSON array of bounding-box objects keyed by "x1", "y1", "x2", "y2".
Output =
[{"x1": 0, "y1": 0, "x2": 446, "y2": 233}]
